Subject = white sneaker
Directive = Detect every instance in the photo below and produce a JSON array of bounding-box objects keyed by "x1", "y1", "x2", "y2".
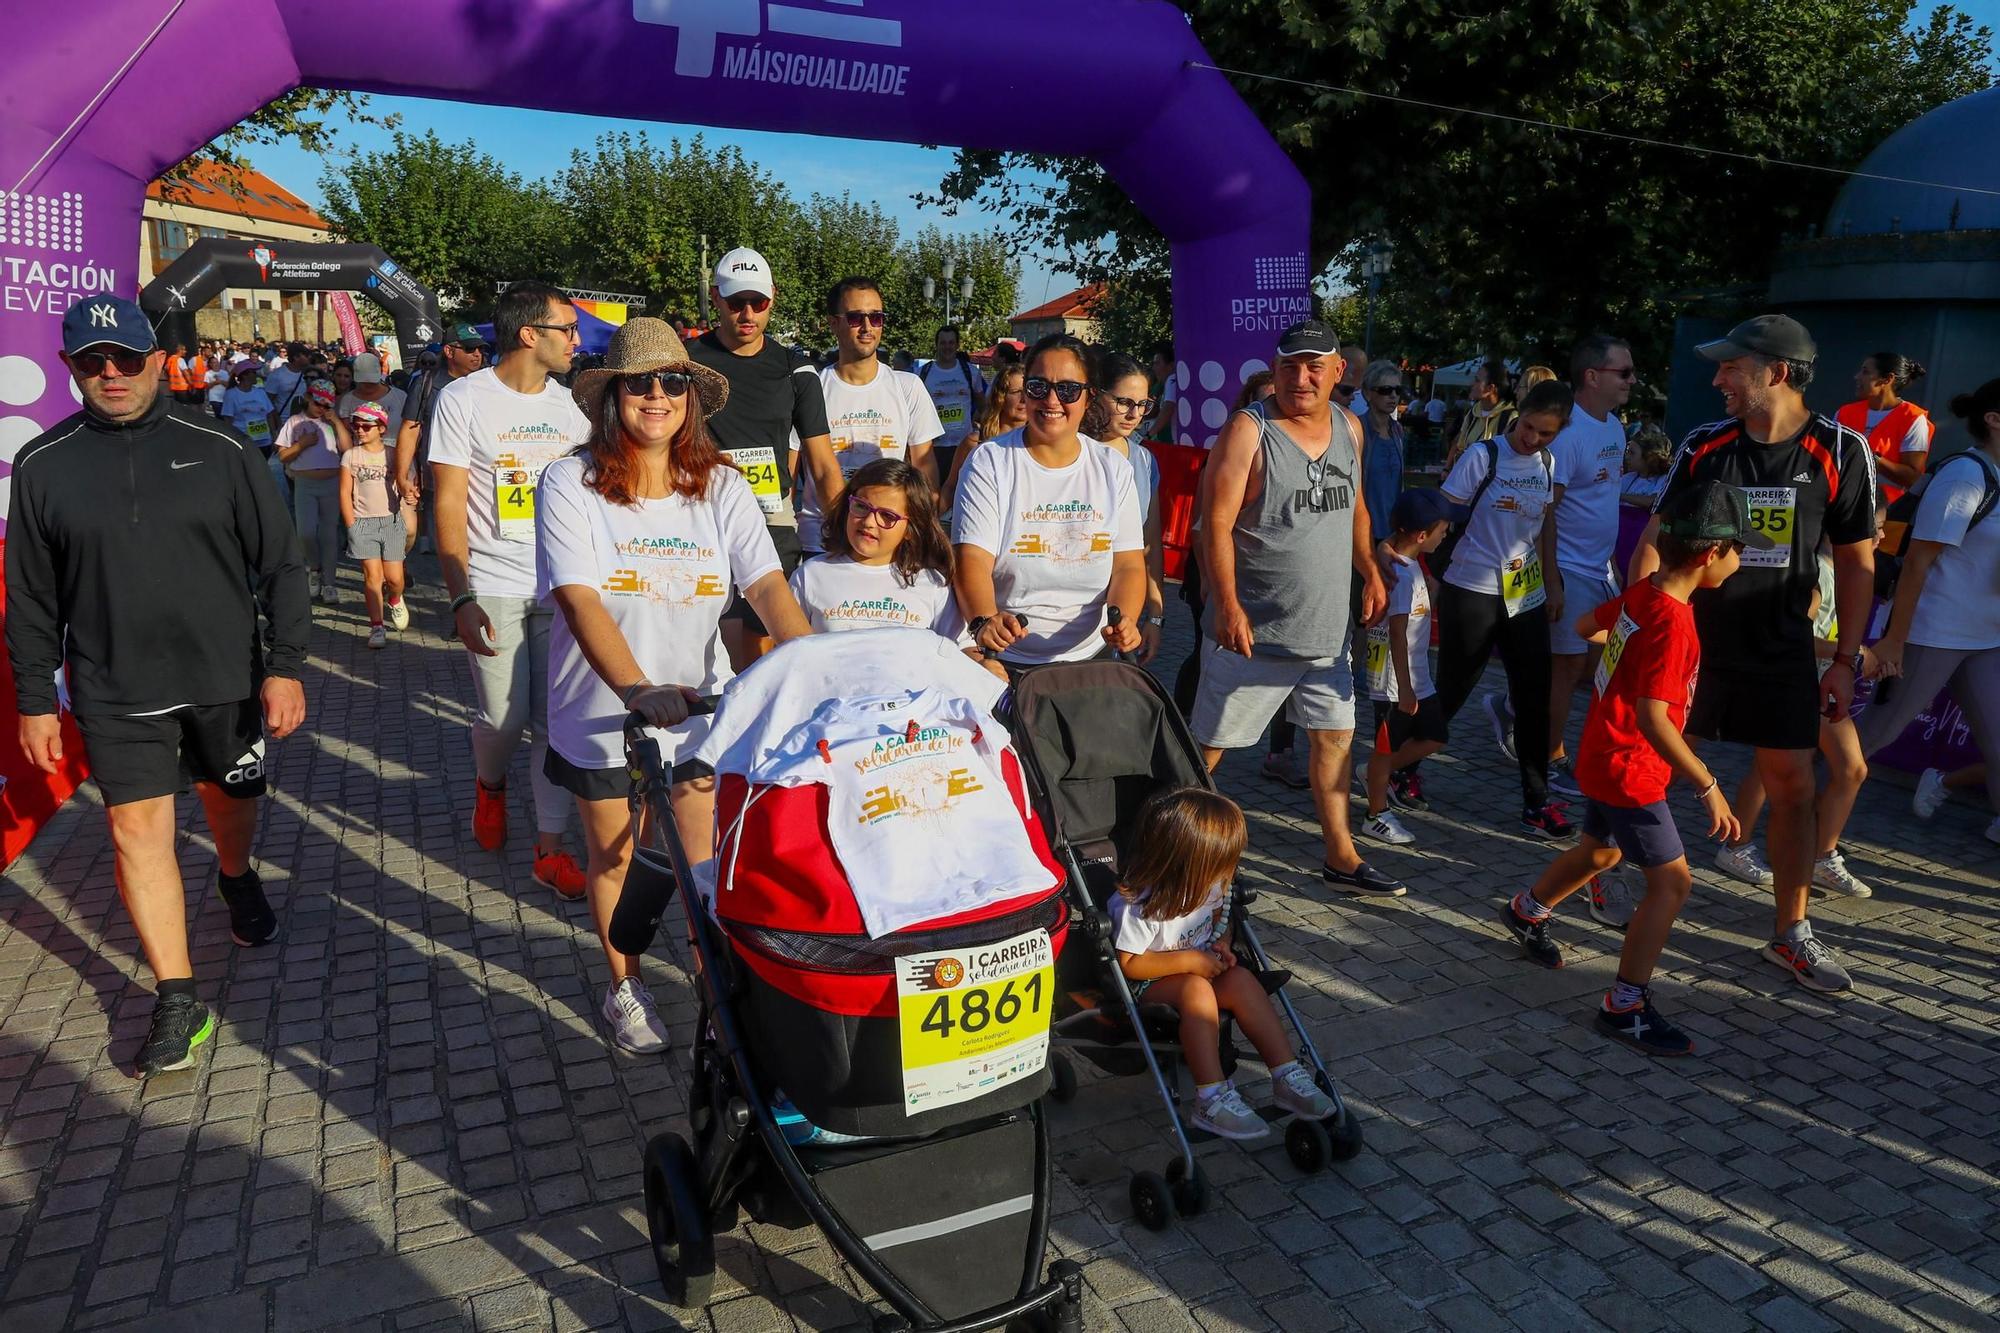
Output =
[
  {"x1": 366, "y1": 626, "x2": 388, "y2": 650},
  {"x1": 1587, "y1": 868, "x2": 1639, "y2": 929},
  {"x1": 1812, "y1": 849, "x2": 1872, "y2": 898},
  {"x1": 1912, "y1": 768, "x2": 1948, "y2": 820},
  {"x1": 1271, "y1": 1064, "x2": 1337, "y2": 1120},
  {"x1": 383, "y1": 598, "x2": 410, "y2": 631},
  {"x1": 1190, "y1": 1084, "x2": 1270, "y2": 1141},
  {"x1": 1714, "y1": 841, "x2": 1774, "y2": 887},
  {"x1": 320, "y1": 582, "x2": 340, "y2": 605},
  {"x1": 307, "y1": 571, "x2": 320, "y2": 597},
  {"x1": 1361, "y1": 809, "x2": 1416, "y2": 845},
  {"x1": 602, "y1": 978, "x2": 670, "y2": 1054}
]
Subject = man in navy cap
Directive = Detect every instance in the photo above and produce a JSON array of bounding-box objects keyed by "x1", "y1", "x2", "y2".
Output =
[{"x1": 5, "y1": 295, "x2": 310, "y2": 1075}]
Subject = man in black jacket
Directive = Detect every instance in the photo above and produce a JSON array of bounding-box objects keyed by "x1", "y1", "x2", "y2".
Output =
[{"x1": 6, "y1": 296, "x2": 310, "y2": 1075}]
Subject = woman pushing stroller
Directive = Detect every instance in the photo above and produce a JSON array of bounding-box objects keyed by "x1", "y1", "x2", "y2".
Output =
[{"x1": 1114, "y1": 786, "x2": 1339, "y2": 1140}]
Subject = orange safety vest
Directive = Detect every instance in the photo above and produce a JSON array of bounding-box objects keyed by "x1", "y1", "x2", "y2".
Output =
[
  {"x1": 164, "y1": 356, "x2": 190, "y2": 393},
  {"x1": 1836, "y1": 399, "x2": 1928, "y2": 505}
]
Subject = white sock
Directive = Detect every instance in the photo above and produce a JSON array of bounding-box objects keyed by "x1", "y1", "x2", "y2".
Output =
[
  {"x1": 1195, "y1": 1079, "x2": 1229, "y2": 1102},
  {"x1": 1269, "y1": 1060, "x2": 1300, "y2": 1083}
]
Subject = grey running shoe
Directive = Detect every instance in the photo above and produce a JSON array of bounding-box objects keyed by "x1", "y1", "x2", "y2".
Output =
[
  {"x1": 1911, "y1": 768, "x2": 1949, "y2": 820},
  {"x1": 602, "y1": 979, "x2": 671, "y2": 1053},
  {"x1": 1761, "y1": 930, "x2": 1853, "y2": 994},
  {"x1": 1548, "y1": 758, "x2": 1584, "y2": 799},
  {"x1": 1812, "y1": 849, "x2": 1872, "y2": 899},
  {"x1": 1587, "y1": 869, "x2": 1638, "y2": 930},
  {"x1": 1483, "y1": 693, "x2": 1517, "y2": 762},
  {"x1": 1714, "y1": 841, "x2": 1775, "y2": 887},
  {"x1": 1191, "y1": 1084, "x2": 1270, "y2": 1141},
  {"x1": 1271, "y1": 1064, "x2": 1337, "y2": 1119}
]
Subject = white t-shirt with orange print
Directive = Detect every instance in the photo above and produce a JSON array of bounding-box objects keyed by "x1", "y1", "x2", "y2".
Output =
[{"x1": 536, "y1": 455, "x2": 779, "y2": 770}]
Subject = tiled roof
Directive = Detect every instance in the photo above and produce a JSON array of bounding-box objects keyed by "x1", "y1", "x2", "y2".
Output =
[
  {"x1": 1010, "y1": 283, "x2": 1105, "y2": 323},
  {"x1": 147, "y1": 161, "x2": 330, "y2": 229}
]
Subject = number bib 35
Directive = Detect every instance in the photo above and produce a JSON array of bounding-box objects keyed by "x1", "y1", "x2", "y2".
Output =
[
  {"x1": 896, "y1": 927, "x2": 1053, "y2": 1116},
  {"x1": 1740, "y1": 487, "x2": 1795, "y2": 568}
]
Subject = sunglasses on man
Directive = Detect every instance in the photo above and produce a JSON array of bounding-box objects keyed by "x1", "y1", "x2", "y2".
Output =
[
  {"x1": 1024, "y1": 377, "x2": 1088, "y2": 404},
  {"x1": 723, "y1": 293, "x2": 771, "y2": 314},
  {"x1": 839, "y1": 310, "x2": 887, "y2": 329},
  {"x1": 72, "y1": 349, "x2": 152, "y2": 377},
  {"x1": 618, "y1": 370, "x2": 692, "y2": 398}
]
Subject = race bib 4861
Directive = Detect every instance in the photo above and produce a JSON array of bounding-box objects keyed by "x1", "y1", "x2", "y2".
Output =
[{"x1": 896, "y1": 928, "x2": 1053, "y2": 1116}]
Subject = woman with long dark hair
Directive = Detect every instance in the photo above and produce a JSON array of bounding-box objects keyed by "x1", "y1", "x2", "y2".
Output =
[{"x1": 537, "y1": 318, "x2": 811, "y2": 1054}]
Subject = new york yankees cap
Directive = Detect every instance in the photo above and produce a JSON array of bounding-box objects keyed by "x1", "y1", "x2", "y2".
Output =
[{"x1": 63, "y1": 296, "x2": 157, "y2": 356}]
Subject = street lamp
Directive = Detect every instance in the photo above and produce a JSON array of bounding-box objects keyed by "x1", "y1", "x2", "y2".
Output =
[
  {"x1": 1361, "y1": 239, "x2": 1395, "y2": 358},
  {"x1": 923, "y1": 256, "x2": 977, "y2": 327}
]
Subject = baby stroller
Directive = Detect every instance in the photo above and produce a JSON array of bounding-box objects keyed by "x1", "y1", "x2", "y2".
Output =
[
  {"x1": 617, "y1": 630, "x2": 1086, "y2": 1332},
  {"x1": 1006, "y1": 658, "x2": 1365, "y2": 1231}
]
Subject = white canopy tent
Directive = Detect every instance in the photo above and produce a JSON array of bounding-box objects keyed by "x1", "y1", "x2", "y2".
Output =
[{"x1": 1430, "y1": 355, "x2": 1521, "y2": 391}]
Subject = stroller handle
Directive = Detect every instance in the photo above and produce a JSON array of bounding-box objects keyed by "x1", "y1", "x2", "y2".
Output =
[
  {"x1": 1105, "y1": 605, "x2": 1135, "y2": 665},
  {"x1": 622, "y1": 696, "x2": 720, "y2": 735}
]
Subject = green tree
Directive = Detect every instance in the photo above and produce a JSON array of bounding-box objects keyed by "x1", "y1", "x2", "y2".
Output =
[
  {"x1": 555, "y1": 132, "x2": 804, "y2": 328},
  {"x1": 930, "y1": 0, "x2": 1992, "y2": 370},
  {"x1": 319, "y1": 130, "x2": 561, "y2": 311},
  {"x1": 890, "y1": 226, "x2": 1020, "y2": 357}
]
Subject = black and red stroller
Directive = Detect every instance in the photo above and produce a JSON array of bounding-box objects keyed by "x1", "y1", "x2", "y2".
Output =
[
  {"x1": 1006, "y1": 658, "x2": 1365, "y2": 1231},
  {"x1": 616, "y1": 630, "x2": 1086, "y2": 1332}
]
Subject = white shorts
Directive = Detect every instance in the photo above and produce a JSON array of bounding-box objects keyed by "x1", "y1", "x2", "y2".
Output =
[
  {"x1": 1190, "y1": 637, "x2": 1356, "y2": 748},
  {"x1": 1550, "y1": 570, "x2": 1620, "y2": 655}
]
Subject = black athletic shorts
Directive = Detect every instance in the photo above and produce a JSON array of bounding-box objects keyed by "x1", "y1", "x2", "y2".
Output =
[
  {"x1": 723, "y1": 525, "x2": 803, "y2": 632},
  {"x1": 1372, "y1": 695, "x2": 1448, "y2": 750},
  {"x1": 1685, "y1": 658, "x2": 1820, "y2": 752},
  {"x1": 543, "y1": 748, "x2": 711, "y2": 802},
  {"x1": 1581, "y1": 797, "x2": 1685, "y2": 869},
  {"x1": 75, "y1": 699, "x2": 266, "y2": 807}
]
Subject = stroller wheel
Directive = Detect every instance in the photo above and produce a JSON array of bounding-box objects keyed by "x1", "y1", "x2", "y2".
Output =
[
  {"x1": 1284, "y1": 1117, "x2": 1330, "y2": 1175},
  {"x1": 872, "y1": 1315, "x2": 913, "y2": 1333},
  {"x1": 1047, "y1": 1053, "x2": 1077, "y2": 1104},
  {"x1": 1327, "y1": 1102, "x2": 1365, "y2": 1161},
  {"x1": 1129, "y1": 1170, "x2": 1174, "y2": 1231},
  {"x1": 1165, "y1": 1157, "x2": 1209, "y2": 1217},
  {"x1": 642, "y1": 1131, "x2": 715, "y2": 1307}
]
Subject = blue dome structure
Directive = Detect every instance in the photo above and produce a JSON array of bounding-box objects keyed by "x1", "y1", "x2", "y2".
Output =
[{"x1": 1824, "y1": 85, "x2": 2000, "y2": 236}]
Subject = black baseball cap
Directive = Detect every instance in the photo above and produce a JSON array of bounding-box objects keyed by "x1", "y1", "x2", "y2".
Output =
[
  {"x1": 1276, "y1": 318, "x2": 1340, "y2": 359},
  {"x1": 1658, "y1": 481, "x2": 1776, "y2": 549},
  {"x1": 1390, "y1": 486, "x2": 1454, "y2": 534},
  {"x1": 1695, "y1": 314, "x2": 1817, "y2": 364}
]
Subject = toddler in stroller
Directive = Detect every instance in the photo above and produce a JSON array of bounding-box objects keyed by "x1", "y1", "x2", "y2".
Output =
[{"x1": 1111, "y1": 786, "x2": 1338, "y2": 1140}]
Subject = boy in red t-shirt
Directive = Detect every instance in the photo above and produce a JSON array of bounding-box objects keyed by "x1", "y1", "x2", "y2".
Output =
[{"x1": 1497, "y1": 481, "x2": 1772, "y2": 1055}]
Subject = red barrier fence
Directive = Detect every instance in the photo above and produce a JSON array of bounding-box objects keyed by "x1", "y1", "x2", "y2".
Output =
[{"x1": 0, "y1": 541, "x2": 89, "y2": 869}]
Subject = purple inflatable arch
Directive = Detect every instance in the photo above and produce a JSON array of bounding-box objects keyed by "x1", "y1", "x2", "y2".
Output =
[{"x1": 1, "y1": 0, "x2": 1310, "y2": 525}]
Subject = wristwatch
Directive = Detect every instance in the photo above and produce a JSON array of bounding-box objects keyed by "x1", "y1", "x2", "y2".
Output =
[
  {"x1": 1141, "y1": 614, "x2": 1166, "y2": 628},
  {"x1": 968, "y1": 614, "x2": 991, "y2": 638}
]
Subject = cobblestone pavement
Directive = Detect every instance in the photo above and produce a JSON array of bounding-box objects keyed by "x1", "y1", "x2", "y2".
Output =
[{"x1": 2, "y1": 564, "x2": 1997, "y2": 1333}]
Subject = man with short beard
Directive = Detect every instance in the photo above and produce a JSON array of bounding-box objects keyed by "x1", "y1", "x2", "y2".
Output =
[
  {"x1": 7, "y1": 296, "x2": 308, "y2": 1075},
  {"x1": 429, "y1": 282, "x2": 590, "y2": 899},
  {"x1": 1631, "y1": 315, "x2": 1876, "y2": 993}
]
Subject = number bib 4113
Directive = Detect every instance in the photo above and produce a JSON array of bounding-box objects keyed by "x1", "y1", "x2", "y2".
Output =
[
  {"x1": 1501, "y1": 554, "x2": 1547, "y2": 616},
  {"x1": 896, "y1": 927, "x2": 1054, "y2": 1116},
  {"x1": 1740, "y1": 487, "x2": 1795, "y2": 568}
]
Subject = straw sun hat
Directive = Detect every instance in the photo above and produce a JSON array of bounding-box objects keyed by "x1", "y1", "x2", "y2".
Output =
[{"x1": 571, "y1": 317, "x2": 728, "y2": 422}]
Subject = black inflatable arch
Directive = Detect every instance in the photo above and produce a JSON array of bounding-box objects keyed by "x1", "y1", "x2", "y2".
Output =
[{"x1": 139, "y1": 239, "x2": 445, "y2": 366}]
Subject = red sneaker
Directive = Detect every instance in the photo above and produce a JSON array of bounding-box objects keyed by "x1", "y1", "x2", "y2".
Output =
[
  {"x1": 473, "y1": 780, "x2": 508, "y2": 851},
  {"x1": 533, "y1": 847, "x2": 587, "y2": 900}
]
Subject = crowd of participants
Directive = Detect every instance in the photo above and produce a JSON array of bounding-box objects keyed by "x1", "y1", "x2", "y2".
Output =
[{"x1": 7, "y1": 260, "x2": 1998, "y2": 1089}]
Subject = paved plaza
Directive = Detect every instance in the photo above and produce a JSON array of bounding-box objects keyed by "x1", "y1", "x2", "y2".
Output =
[{"x1": 1, "y1": 563, "x2": 1997, "y2": 1333}]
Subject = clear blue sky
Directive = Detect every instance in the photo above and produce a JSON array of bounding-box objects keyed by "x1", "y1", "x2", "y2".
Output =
[{"x1": 245, "y1": 3, "x2": 1999, "y2": 313}]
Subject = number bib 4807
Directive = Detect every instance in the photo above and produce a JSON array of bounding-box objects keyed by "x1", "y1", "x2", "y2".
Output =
[
  {"x1": 1740, "y1": 486, "x2": 1795, "y2": 567},
  {"x1": 896, "y1": 927, "x2": 1053, "y2": 1116},
  {"x1": 1501, "y1": 555, "x2": 1547, "y2": 616}
]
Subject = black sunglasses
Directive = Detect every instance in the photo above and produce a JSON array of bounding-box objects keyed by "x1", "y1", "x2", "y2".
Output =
[
  {"x1": 840, "y1": 311, "x2": 887, "y2": 329},
  {"x1": 618, "y1": 370, "x2": 691, "y2": 398},
  {"x1": 73, "y1": 348, "x2": 151, "y2": 377},
  {"x1": 1024, "y1": 377, "x2": 1088, "y2": 405},
  {"x1": 1332, "y1": 383, "x2": 1358, "y2": 397},
  {"x1": 722, "y1": 293, "x2": 770, "y2": 314}
]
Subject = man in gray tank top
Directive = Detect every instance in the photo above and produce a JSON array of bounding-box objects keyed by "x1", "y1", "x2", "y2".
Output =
[{"x1": 1193, "y1": 319, "x2": 1404, "y2": 896}]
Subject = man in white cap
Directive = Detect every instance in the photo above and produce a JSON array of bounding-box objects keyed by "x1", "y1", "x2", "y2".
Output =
[{"x1": 687, "y1": 247, "x2": 844, "y2": 667}]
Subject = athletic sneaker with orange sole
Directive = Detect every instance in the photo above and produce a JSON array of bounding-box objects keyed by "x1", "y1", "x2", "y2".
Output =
[
  {"x1": 474, "y1": 780, "x2": 508, "y2": 851},
  {"x1": 534, "y1": 847, "x2": 587, "y2": 899}
]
